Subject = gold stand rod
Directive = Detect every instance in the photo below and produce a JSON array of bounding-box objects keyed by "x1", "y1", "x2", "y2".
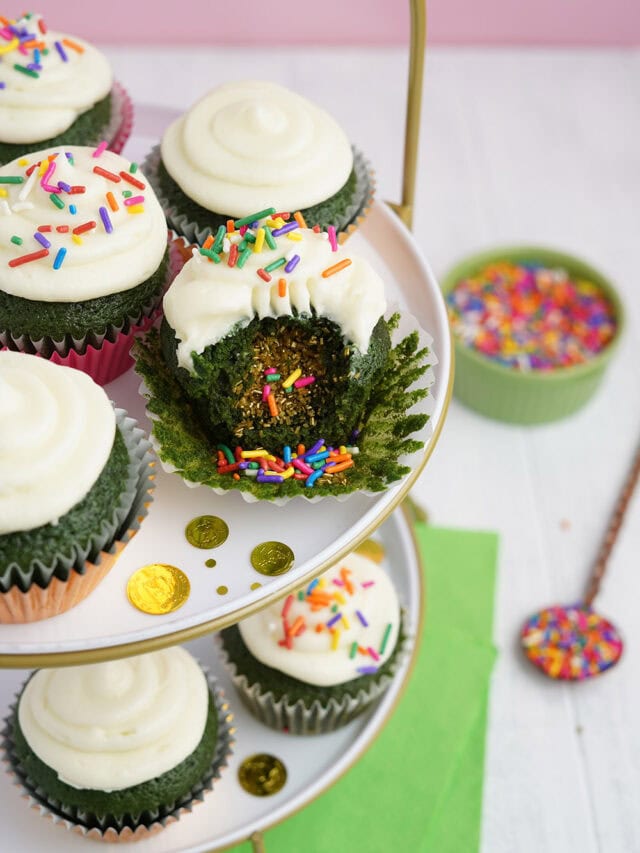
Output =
[{"x1": 387, "y1": 0, "x2": 426, "y2": 231}]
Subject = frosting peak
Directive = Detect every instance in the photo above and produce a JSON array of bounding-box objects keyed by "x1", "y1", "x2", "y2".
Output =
[
  {"x1": 0, "y1": 351, "x2": 116, "y2": 535},
  {"x1": 161, "y1": 81, "x2": 353, "y2": 216},
  {"x1": 18, "y1": 647, "x2": 209, "y2": 791},
  {"x1": 239, "y1": 552, "x2": 400, "y2": 686},
  {"x1": 0, "y1": 14, "x2": 113, "y2": 144},
  {"x1": 0, "y1": 146, "x2": 167, "y2": 301}
]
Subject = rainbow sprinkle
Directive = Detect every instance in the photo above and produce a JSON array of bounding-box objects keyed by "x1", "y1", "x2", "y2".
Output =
[
  {"x1": 521, "y1": 604, "x2": 623, "y2": 680},
  {"x1": 275, "y1": 564, "x2": 387, "y2": 676},
  {"x1": 2, "y1": 145, "x2": 147, "y2": 270},
  {"x1": 447, "y1": 260, "x2": 617, "y2": 370}
]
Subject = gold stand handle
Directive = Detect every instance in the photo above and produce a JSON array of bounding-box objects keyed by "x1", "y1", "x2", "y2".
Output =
[
  {"x1": 387, "y1": 0, "x2": 426, "y2": 232},
  {"x1": 250, "y1": 831, "x2": 266, "y2": 853}
]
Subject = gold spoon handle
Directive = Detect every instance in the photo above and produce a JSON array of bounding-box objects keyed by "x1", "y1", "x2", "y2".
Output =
[{"x1": 585, "y1": 437, "x2": 640, "y2": 606}]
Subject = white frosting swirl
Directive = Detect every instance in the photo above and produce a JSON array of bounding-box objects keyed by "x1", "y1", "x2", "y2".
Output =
[
  {"x1": 161, "y1": 81, "x2": 353, "y2": 216},
  {"x1": 239, "y1": 552, "x2": 400, "y2": 686},
  {"x1": 0, "y1": 351, "x2": 115, "y2": 534},
  {"x1": 0, "y1": 146, "x2": 167, "y2": 301},
  {"x1": 163, "y1": 228, "x2": 387, "y2": 371},
  {"x1": 18, "y1": 647, "x2": 210, "y2": 791},
  {"x1": 0, "y1": 15, "x2": 112, "y2": 144}
]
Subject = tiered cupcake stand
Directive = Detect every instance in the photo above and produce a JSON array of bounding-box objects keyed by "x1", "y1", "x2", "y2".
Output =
[{"x1": 0, "y1": 3, "x2": 453, "y2": 850}]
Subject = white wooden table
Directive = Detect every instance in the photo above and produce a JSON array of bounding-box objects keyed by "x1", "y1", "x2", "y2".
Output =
[{"x1": 105, "y1": 45, "x2": 640, "y2": 853}]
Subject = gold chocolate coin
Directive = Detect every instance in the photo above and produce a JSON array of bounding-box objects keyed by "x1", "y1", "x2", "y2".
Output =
[
  {"x1": 127, "y1": 564, "x2": 190, "y2": 615},
  {"x1": 250, "y1": 541, "x2": 295, "y2": 576},
  {"x1": 354, "y1": 538, "x2": 386, "y2": 564},
  {"x1": 216, "y1": 585, "x2": 229, "y2": 595},
  {"x1": 185, "y1": 515, "x2": 229, "y2": 549},
  {"x1": 205, "y1": 559, "x2": 217, "y2": 568},
  {"x1": 250, "y1": 582, "x2": 262, "y2": 590},
  {"x1": 238, "y1": 754, "x2": 287, "y2": 797}
]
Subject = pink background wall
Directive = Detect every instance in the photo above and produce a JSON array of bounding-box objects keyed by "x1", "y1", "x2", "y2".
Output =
[{"x1": 29, "y1": 0, "x2": 640, "y2": 46}]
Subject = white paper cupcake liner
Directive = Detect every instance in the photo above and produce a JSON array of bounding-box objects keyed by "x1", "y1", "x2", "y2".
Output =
[
  {"x1": 1, "y1": 671, "x2": 234, "y2": 843},
  {"x1": 140, "y1": 307, "x2": 436, "y2": 505},
  {"x1": 217, "y1": 625, "x2": 410, "y2": 735}
]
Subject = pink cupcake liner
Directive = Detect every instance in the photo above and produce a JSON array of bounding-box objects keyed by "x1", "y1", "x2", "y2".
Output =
[
  {"x1": 107, "y1": 81, "x2": 134, "y2": 156},
  {"x1": 45, "y1": 311, "x2": 159, "y2": 386},
  {"x1": 1, "y1": 238, "x2": 182, "y2": 386}
]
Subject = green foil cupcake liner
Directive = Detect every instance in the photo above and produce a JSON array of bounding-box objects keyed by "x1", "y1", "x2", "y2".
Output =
[
  {"x1": 134, "y1": 309, "x2": 435, "y2": 504},
  {"x1": 0, "y1": 408, "x2": 153, "y2": 594},
  {"x1": 1, "y1": 672, "x2": 234, "y2": 843},
  {"x1": 0, "y1": 247, "x2": 173, "y2": 359},
  {"x1": 143, "y1": 143, "x2": 375, "y2": 246},
  {"x1": 217, "y1": 623, "x2": 409, "y2": 735}
]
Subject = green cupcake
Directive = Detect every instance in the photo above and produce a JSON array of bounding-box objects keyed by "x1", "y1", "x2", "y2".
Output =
[
  {"x1": 135, "y1": 215, "x2": 432, "y2": 500},
  {"x1": 144, "y1": 80, "x2": 373, "y2": 245},
  {"x1": 0, "y1": 351, "x2": 153, "y2": 622},
  {"x1": 0, "y1": 13, "x2": 132, "y2": 166},
  {"x1": 3, "y1": 647, "x2": 234, "y2": 842},
  {"x1": 0, "y1": 146, "x2": 169, "y2": 366},
  {"x1": 219, "y1": 552, "x2": 407, "y2": 734}
]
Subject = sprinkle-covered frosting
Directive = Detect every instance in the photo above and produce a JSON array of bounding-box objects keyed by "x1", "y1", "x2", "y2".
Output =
[
  {"x1": 0, "y1": 13, "x2": 112, "y2": 144},
  {"x1": 161, "y1": 81, "x2": 353, "y2": 217},
  {"x1": 238, "y1": 552, "x2": 400, "y2": 686},
  {"x1": 0, "y1": 351, "x2": 115, "y2": 534},
  {"x1": 163, "y1": 209, "x2": 387, "y2": 371},
  {"x1": 0, "y1": 144, "x2": 167, "y2": 301},
  {"x1": 18, "y1": 647, "x2": 209, "y2": 791}
]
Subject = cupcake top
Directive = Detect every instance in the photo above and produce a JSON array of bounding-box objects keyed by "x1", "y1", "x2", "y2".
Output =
[
  {"x1": 18, "y1": 646, "x2": 209, "y2": 791},
  {"x1": 163, "y1": 213, "x2": 387, "y2": 371},
  {"x1": 239, "y1": 552, "x2": 400, "y2": 686},
  {"x1": 161, "y1": 80, "x2": 353, "y2": 217},
  {"x1": 0, "y1": 13, "x2": 112, "y2": 145},
  {"x1": 0, "y1": 145, "x2": 167, "y2": 301},
  {"x1": 0, "y1": 351, "x2": 115, "y2": 534}
]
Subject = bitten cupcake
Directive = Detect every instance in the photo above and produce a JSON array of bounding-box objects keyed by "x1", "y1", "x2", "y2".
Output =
[
  {"x1": 144, "y1": 80, "x2": 373, "y2": 245},
  {"x1": 0, "y1": 144, "x2": 171, "y2": 384},
  {"x1": 135, "y1": 210, "x2": 433, "y2": 500},
  {"x1": 3, "y1": 647, "x2": 234, "y2": 843},
  {"x1": 0, "y1": 351, "x2": 153, "y2": 623},
  {"x1": 219, "y1": 552, "x2": 405, "y2": 734},
  {"x1": 0, "y1": 12, "x2": 133, "y2": 165}
]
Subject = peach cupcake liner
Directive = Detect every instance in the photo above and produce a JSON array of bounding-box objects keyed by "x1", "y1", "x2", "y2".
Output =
[
  {"x1": 1, "y1": 674, "x2": 234, "y2": 843},
  {"x1": 0, "y1": 239, "x2": 182, "y2": 386},
  {"x1": 0, "y1": 410, "x2": 154, "y2": 624}
]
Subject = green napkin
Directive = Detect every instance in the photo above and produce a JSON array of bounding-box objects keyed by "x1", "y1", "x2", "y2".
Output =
[{"x1": 237, "y1": 524, "x2": 499, "y2": 853}]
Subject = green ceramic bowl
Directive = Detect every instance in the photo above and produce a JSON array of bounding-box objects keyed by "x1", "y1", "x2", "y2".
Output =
[{"x1": 441, "y1": 246, "x2": 625, "y2": 424}]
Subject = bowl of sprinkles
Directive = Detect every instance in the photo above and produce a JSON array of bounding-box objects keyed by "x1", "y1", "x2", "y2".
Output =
[{"x1": 442, "y1": 246, "x2": 624, "y2": 424}]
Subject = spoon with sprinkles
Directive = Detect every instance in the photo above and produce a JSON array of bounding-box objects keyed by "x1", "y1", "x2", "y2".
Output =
[{"x1": 521, "y1": 435, "x2": 640, "y2": 680}]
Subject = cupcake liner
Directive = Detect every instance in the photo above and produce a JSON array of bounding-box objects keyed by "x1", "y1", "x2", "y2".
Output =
[
  {"x1": 337, "y1": 153, "x2": 376, "y2": 245},
  {"x1": 134, "y1": 307, "x2": 436, "y2": 505},
  {"x1": 105, "y1": 81, "x2": 134, "y2": 156},
  {"x1": 217, "y1": 626, "x2": 410, "y2": 735},
  {"x1": 0, "y1": 409, "x2": 154, "y2": 623},
  {"x1": 144, "y1": 144, "x2": 375, "y2": 246},
  {"x1": 1, "y1": 673, "x2": 234, "y2": 843},
  {"x1": 0, "y1": 240, "x2": 181, "y2": 385}
]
